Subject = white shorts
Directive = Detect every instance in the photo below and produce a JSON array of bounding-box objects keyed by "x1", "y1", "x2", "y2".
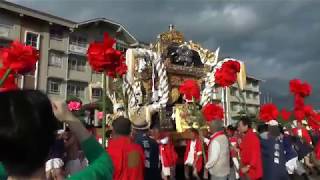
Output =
[
  {"x1": 286, "y1": 157, "x2": 305, "y2": 175},
  {"x1": 45, "y1": 158, "x2": 64, "y2": 172},
  {"x1": 162, "y1": 166, "x2": 171, "y2": 176}
]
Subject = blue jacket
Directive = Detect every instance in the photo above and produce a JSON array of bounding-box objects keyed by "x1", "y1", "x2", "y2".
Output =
[
  {"x1": 134, "y1": 132, "x2": 161, "y2": 180},
  {"x1": 282, "y1": 135, "x2": 298, "y2": 161},
  {"x1": 260, "y1": 136, "x2": 289, "y2": 180}
]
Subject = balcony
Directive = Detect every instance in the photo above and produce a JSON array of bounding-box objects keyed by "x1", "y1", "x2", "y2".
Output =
[
  {"x1": 0, "y1": 24, "x2": 12, "y2": 40},
  {"x1": 50, "y1": 38, "x2": 68, "y2": 52},
  {"x1": 68, "y1": 70, "x2": 91, "y2": 82},
  {"x1": 69, "y1": 43, "x2": 88, "y2": 55}
]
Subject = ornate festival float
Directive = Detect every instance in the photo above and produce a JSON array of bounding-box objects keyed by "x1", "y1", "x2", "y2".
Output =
[{"x1": 102, "y1": 24, "x2": 247, "y2": 137}]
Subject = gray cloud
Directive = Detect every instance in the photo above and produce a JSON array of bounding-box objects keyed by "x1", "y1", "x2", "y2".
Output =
[{"x1": 8, "y1": 0, "x2": 320, "y2": 108}]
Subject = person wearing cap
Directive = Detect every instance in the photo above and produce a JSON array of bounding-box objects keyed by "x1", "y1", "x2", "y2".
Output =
[
  {"x1": 205, "y1": 120, "x2": 230, "y2": 180},
  {"x1": 131, "y1": 108, "x2": 162, "y2": 180},
  {"x1": 106, "y1": 116, "x2": 145, "y2": 180},
  {"x1": 45, "y1": 129, "x2": 65, "y2": 180},
  {"x1": 237, "y1": 117, "x2": 263, "y2": 180},
  {"x1": 259, "y1": 121, "x2": 289, "y2": 180}
]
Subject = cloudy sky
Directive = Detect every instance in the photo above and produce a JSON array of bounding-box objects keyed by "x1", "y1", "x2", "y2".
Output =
[{"x1": 8, "y1": 0, "x2": 320, "y2": 108}]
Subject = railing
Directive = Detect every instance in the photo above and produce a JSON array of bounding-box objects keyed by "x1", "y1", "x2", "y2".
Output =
[{"x1": 69, "y1": 43, "x2": 88, "y2": 54}]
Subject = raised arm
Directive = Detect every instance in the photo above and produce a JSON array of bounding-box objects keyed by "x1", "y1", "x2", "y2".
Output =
[{"x1": 52, "y1": 101, "x2": 113, "y2": 180}]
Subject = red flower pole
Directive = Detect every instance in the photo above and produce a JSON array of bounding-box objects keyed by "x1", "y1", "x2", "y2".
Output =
[
  {"x1": 214, "y1": 60, "x2": 241, "y2": 124},
  {"x1": 102, "y1": 74, "x2": 107, "y2": 147},
  {"x1": 0, "y1": 68, "x2": 11, "y2": 87},
  {"x1": 87, "y1": 33, "x2": 127, "y2": 148},
  {"x1": 179, "y1": 79, "x2": 208, "y2": 163},
  {"x1": 0, "y1": 41, "x2": 39, "y2": 88}
]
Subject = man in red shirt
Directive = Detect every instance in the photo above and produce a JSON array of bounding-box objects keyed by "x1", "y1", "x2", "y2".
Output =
[
  {"x1": 238, "y1": 117, "x2": 263, "y2": 180},
  {"x1": 184, "y1": 129, "x2": 203, "y2": 180},
  {"x1": 159, "y1": 134, "x2": 178, "y2": 180},
  {"x1": 107, "y1": 116, "x2": 145, "y2": 180}
]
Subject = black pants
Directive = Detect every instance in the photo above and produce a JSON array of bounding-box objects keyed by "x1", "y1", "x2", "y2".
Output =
[{"x1": 145, "y1": 168, "x2": 161, "y2": 180}]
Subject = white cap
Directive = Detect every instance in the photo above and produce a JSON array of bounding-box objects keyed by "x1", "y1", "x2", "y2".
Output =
[{"x1": 266, "y1": 120, "x2": 278, "y2": 126}]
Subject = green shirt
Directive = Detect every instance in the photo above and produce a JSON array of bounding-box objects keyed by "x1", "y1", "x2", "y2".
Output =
[{"x1": 0, "y1": 137, "x2": 113, "y2": 180}]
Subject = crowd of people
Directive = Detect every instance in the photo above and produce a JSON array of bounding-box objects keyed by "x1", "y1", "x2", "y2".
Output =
[{"x1": 1, "y1": 90, "x2": 320, "y2": 180}]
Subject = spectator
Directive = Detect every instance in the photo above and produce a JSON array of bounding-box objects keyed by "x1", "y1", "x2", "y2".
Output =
[
  {"x1": 205, "y1": 120, "x2": 230, "y2": 180},
  {"x1": 63, "y1": 129, "x2": 88, "y2": 176},
  {"x1": 184, "y1": 128, "x2": 203, "y2": 180},
  {"x1": 260, "y1": 124, "x2": 289, "y2": 180},
  {"x1": 0, "y1": 90, "x2": 113, "y2": 179},
  {"x1": 237, "y1": 117, "x2": 263, "y2": 180},
  {"x1": 106, "y1": 116, "x2": 145, "y2": 180},
  {"x1": 46, "y1": 130, "x2": 65, "y2": 180}
]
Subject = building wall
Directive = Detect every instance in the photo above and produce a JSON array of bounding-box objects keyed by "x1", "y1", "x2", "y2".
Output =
[
  {"x1": 209, "y1": 76, "x2": 261, "y2": 125},
  {"x1": 0, "y1": 10, "x2": 21, "y2": 41},
  {"x1": 0, "y1": 7, "x2": 134, "y2": 104},
  {"x1": 227, "y1": 77, "x2": 261, "y2": 124}
]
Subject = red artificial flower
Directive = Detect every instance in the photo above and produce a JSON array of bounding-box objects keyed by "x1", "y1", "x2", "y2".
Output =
[
  {"x1": 215, "y1": 60, "x2": 240, "y2": 87},
  {"x1": 294, "y1": 95, "x2": 305, "y2": 109},
  {"x1": 0, "y1": 68, "x2": 17, "y2": 92},
  {"x1": 67, "y1": 101, "x2": 82, "y2": 111},
  {"x1": 87, "y1": 33, "x2": 127, "y2": 77},
  {"x1": 303, "y1": 105, "x2": 314, "y2": 117},
  {"x1": 280, "y1": 109, "x2": 291, "y2": 121},
  {"x1": 0, "y1": 41, "x2": 39, "y2": 74},
  {"x1": 307, "y1": 113, "x2": 320, "y2": 131},
  {"x1": 179, "y1": 79, "x2": 200, "y2": 101},
  {"x1": 106, "y1": 56, "x2": 127, "y2": 78},
  {"x1": 289, "y1": 79, "x2": 312, "y2": 97},
  {"x1": 97, "y1": 111, "x2": 104, "y2": 120},
  {"x1": 259, "y1": 103, "x2": 279, "y2": 122},
  {"x1": 202, "y1": 103, "x2": 224, "y2": 122},
  {"x1": 294, "y1": 109, "x2": 305, "y2": 122}
]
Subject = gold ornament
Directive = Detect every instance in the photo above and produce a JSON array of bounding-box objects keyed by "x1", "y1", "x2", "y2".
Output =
[{"x1": 170, "y1": 88, "x2": 180, "y2": 104}]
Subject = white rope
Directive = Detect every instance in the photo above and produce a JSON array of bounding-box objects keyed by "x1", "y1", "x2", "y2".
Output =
[{"x1": 124, "y1": 49, "x2": 169, "y2": 110}]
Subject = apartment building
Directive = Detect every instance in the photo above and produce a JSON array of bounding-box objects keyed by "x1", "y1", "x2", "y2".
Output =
[
  {"x1": 210, "y1": 75, "x2": 262, "y2": 124},
  {"x1": 0, "y1": 1, "x2": 139, "y2": 103}
]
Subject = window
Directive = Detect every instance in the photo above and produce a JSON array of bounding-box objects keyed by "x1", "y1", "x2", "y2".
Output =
[
  {"x1": 47, "y1": 79, "x2": 61, "y2": 94},
  {"x1": 231, "y1": 103, "x2": 238, "y2": 112},
  {"x1": 230, "y1": 87, "x2": 237, "y2": 96},
  {"x1": 70, "y1": 35, "x2": 87, "y2": 47},
  {"x1": 67, "y1": 83, "x2": 85, "y2": 98},
  {"x1": 92, "y1": 88, "x2": 102, "y2": 98},
  {"x1": 49, "y1": 52, "x2": 63, "y2": 67},
  {"x1": 252, "y1": 81, "x2": 258, "y2": 87},
  {"x1": 68, "y1": 56, "x2": 86, "y2": 71},
  {"x1": 25, "y1": 31, "x2": 40, "y2": 49},
  {"x1": 246, "y1": 92, "x2": 251, "y2": 99},
  {"x1": 50, "y1": 28, "x2": 63, "y2": 40},
  {"x1": 253, "y1": 92, "x2": 259, "y2": 99},
  {"x1": 116, "y1": 43, "x2": 127, "y2": 52},
  {"x1": 24, "y1": 31, "x2": 39, "y2": 76}
]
